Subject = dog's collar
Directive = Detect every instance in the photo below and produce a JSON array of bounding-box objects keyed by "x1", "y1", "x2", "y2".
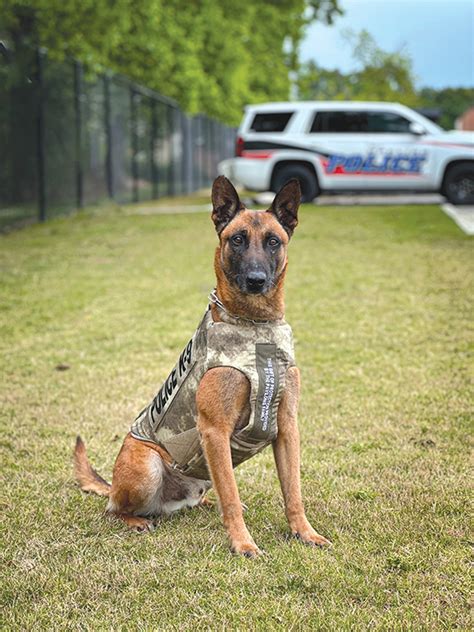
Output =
[{"x1": 208, "y1": 289, "x2": 283, "y2": 326}]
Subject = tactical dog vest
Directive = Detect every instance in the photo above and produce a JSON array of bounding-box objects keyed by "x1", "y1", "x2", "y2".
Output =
[{"x1": 130, "y1": 306, "x2": 295, "y2": 480}]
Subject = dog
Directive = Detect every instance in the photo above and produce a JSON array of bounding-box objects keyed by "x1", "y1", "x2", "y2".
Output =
[{"x1": 74, "y1": 176, "x2": 330, "y2": 557}]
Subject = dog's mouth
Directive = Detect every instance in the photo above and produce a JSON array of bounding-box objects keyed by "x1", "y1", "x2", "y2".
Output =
[
  {"x1": 239, "y1": 283, "x2": 270, "y2": 296},
  {"x1": 245, "y1": 284, "x2": 267, "y2": 295}
]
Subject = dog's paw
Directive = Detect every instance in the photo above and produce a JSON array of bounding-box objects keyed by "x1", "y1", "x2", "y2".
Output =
[
  {"x1": 293, "y1": 528, "x2": 331, "y2": 548},
  {"x1": 135, "y1": 520, "x2": 155, "y2": 534},
  {"x1": 199, "y1": 496, "x2": 214, "y2": 508},
  {"x1": 199, "y1": 498, "x2": 247, "y2": 511},
  {"x1": 120, "y1": 514, "x2": 155, "y2": 533},
  {"x1": 230, "y1": 540, "x2": 262, "y2": 559}
]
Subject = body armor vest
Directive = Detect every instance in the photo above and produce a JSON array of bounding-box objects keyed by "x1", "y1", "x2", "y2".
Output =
[{"x1": 131, "y1": 305, "x2": 296, "y2": 480}]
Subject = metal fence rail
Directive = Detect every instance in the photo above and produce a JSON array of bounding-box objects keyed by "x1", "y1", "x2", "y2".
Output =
[{"x1": 0, "y1": 45, "x2": 236, "y2": 229}]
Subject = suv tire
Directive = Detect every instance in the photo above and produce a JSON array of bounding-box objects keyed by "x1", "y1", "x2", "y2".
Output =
[
  {"x1": 272, "y1": 164, "x2": 320, "y2": 203},
  {"x1": 443, "y1": 162, "x2": 474, "y2": 205}
]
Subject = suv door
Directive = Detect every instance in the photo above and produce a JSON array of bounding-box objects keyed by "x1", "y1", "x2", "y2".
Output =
[{"x1": 308, "y1": 109, "x2": 433, "y2": 191}]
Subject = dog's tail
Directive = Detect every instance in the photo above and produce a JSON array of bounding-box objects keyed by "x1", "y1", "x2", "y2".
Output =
[{"x1": 73, "y1": 436, "x2": 111, "y2": 496}]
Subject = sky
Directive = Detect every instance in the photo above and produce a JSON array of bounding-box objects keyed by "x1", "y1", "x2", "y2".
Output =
[{"x1": 300, "y1": 0, "x2": 474, "y2": 89}]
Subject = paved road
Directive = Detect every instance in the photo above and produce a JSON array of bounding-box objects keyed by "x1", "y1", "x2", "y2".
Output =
[
  {"x1": 253, "y1": 192, "x2": 445, "y2": 206},
  {"x1": 252, "y1": 192, "x2": 473, "y2": 235}
]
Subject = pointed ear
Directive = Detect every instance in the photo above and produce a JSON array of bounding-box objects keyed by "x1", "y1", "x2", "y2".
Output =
[
  {"x1": 211, "y1": 176, "x2": 242, "y2": 234},
  {"x1": 267, "y1": 179, "x2": 301, "y2": 237}
]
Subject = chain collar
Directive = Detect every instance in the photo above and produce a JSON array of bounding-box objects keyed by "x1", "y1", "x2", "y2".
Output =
[{"x1": 208, "y1": 289, "x2": 283, "y2": 326}]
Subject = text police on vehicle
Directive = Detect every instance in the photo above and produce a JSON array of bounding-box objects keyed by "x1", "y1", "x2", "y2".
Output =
[{"x1": 219, "y1": 102, "x2": 474, "y2": 205}]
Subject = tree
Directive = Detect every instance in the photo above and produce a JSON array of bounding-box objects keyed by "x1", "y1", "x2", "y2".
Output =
[
  {"x1": 296, "y1": 61, "x2": 352, "y2": 100},
  {"x1": 296, "y1": 29, "x2": 420, "y2": 107},
  {"x1": 0, "y1": 0, "x2": 341, "y2": 124}
]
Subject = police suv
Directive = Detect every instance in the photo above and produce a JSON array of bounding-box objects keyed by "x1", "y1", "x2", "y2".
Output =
[{"x1": 220, "y1": 102, "x2": 474, "y2": 204}]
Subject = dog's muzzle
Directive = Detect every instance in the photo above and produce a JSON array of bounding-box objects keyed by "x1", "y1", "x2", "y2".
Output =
[{"x1": 245, "y1": 271, "x2": 267, "y2": 294}]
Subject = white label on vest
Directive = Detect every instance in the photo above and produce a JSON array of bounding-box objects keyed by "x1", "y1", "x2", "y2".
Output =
[{"x1": 254, "y1": 343, "x2": 279, "y2": 440}]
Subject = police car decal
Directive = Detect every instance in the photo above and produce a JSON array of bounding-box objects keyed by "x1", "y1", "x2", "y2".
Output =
[
  {"x1": 240, "y1": 140, "x2": 427, "y2": 177},
  {"x1": 322, "y1": 152, "x2": 427, "y2": 176}
]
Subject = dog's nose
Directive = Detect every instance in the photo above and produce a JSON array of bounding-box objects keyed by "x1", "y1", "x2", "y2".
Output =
[{"x1": 246, "y1": 270, "x2": 267, "y2": 292}]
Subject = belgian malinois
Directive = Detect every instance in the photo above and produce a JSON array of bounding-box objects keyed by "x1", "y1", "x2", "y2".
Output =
[{"x1": 74, "y1": 176, "x2": 330, "y2": 557}]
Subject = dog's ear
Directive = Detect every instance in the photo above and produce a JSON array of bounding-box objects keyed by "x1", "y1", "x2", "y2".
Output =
[
  {"x1": 267, "y1": 179, "x2": 301, "y2": 237},
  {"x1": 211, "y1": 176, "x2": 242, "y2": 234}
]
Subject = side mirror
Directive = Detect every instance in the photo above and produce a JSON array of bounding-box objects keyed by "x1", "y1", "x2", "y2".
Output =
[{"x1": 409, "y1": 122, "x2": 426, "y2": 136}]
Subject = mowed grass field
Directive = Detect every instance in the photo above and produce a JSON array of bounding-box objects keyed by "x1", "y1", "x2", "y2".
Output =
[{"x1": 0, "y1": 199, "x2": 472, "y2": 630}]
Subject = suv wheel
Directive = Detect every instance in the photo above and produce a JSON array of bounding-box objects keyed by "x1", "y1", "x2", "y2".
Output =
[
  {"x1": 272, "y1": 164, "x2": 319, "y2": 203},
  {"x1": 444, "y1": 162, "x2": 474, "y2": 205}
]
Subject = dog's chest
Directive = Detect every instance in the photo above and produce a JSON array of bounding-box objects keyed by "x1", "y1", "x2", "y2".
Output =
[{"x1": 131, "y1": 308, "x2": 295, "y2": 480}]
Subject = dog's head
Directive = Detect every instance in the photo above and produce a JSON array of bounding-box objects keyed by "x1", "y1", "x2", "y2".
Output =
[{"x1": 211, "y1": 176, "x2": 300, "y2": 296}]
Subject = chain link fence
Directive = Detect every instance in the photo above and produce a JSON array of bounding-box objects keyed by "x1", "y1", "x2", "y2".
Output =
[{"x1": 0, "y1": 45, "x2": 236, "y2": 230}]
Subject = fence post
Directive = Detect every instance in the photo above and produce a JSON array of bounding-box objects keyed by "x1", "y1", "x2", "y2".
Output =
[
  {"x1": 167, "y1": 106, "x2": 174, "y2": 197},
  {"x1": 182, "y1": 115, "x2": 192, "y2": 194},
  {"x1": 217, "y1": 123, "x2": 223, "y2": 168},
  {"x1": 104, "y1": 75, "x2": 114, "y2": 199},
  {"x1": 130, "y1": 88, "x2": 139, "y2": 203},
  {"x1": 190, "y1": 117, "x2": 196, "y2": 192},
  {"x1": 36, "y1": 48, "x2": 46, "y2": 222},
  {"x1": 151, "y1": 99, "x2": 158, "y2": 199},
  {"x1": 73, "y1": 60, "x2": 83, "y2": 209},
  {"x1": 196, "y1": 115, "x2": 202, "y2": 190},
  {"x1": 177, "y1": 110, "x2": 184, "y2": 196},
  {"x1": 208, "y1": 119, "x2": 214, "y2": 183}
]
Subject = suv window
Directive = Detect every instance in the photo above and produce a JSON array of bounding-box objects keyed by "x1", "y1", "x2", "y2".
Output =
[
  {"x1": 310, "y1": 110, "x2": 412, "y2": 133},
  {"x1": 311, "y1": 111, "x2": 367, "y2": 133},
  {"x1": 366, "y1": 111, "x2": 412, "y2": 133},
  {"x1": 249, "y1": 112, "x2": 293, "y2": 133}
]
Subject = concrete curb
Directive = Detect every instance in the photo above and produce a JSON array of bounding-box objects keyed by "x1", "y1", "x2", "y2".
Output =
[
  {"x1": 441, "y1": 204, "x2": 474, "y2": 235},
  {"x1": 253, "y1": 192, "x2": 445, "y2": 207}
]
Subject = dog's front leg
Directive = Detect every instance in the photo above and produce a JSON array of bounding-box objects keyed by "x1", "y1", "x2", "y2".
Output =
[
  {"x1": 273, "y1": 367, "x2": 331, "y2": 547},
  {"x1": 197, "y1": 368, "x2": 261, "y2": 558}
]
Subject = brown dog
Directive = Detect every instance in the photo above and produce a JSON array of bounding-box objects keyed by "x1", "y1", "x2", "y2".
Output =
[{"x1": 74, "y1": 176, "x2": 330, "y2": 557}]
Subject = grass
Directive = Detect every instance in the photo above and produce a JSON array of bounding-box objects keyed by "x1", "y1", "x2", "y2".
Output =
[{"x1": 0, "y1": 199, "x2": 472, "y2": 630}]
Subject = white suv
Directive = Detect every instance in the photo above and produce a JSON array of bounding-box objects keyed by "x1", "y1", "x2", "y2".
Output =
[{"x1": 219, "y1": 101, "x2": 474, "y2": 204}]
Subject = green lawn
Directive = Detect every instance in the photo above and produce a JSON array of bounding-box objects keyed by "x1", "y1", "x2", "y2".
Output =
[{"x1": 0, "y1": 200, "x2": 471, "y2": 630}]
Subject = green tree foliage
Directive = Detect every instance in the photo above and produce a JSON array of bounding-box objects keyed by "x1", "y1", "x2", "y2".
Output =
[
  {"x1": 419, "y1": 87, "x2": 474, "y2": 130},
  {"x1": 0, "y1": 0, "x2": 341, "y2": 124},
  {"x1": 297, "y1": 29, "x2": 421, "y2": 107}
]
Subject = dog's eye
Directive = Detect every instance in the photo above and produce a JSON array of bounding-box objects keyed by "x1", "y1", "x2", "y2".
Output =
[
  {"x1": 268, "y1": 237, "x2": 280, "y2": 248},
  {"x1": 231, "y1": 235, "x2": 244, "y2": 246}
]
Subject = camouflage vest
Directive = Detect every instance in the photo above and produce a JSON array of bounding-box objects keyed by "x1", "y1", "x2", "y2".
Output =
[{"x1": 130, "y1": 305, "x2": 295, "y2": 481}]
